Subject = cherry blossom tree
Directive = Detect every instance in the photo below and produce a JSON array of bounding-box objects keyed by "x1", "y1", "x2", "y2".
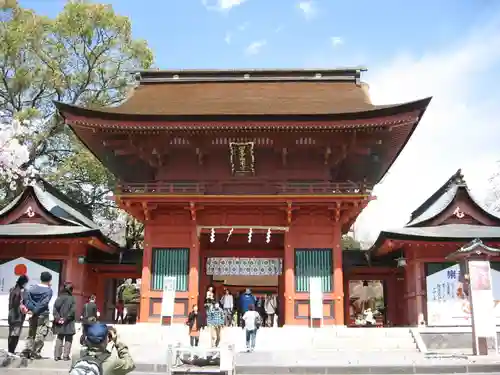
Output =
[{"x1": 0, "y1": 113, "x2": 37, "y2": 197}]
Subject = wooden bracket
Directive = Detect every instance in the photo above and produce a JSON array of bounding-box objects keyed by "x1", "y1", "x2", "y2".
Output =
[
  {"x1": 184, "y1": 202, "x2": 203, "y2": 222},
  {"x1": 324, "y1": 146, "x2": 332, "y2": 165},
  {"x1": 142, "y1": 202, "x2": 158, "y2": 222},
  {"x1": 282, "y1": 147, "x2": 288, "y2": 166},
  {"x1": 281, "y1": 201, "x2": 299, "y2": 225},
  {"x1": 189, "y1": 202, "x2": 197, "y2": 221},
  {"x1": 328, "y1": 202, "x2": 342, "y2": 223}
]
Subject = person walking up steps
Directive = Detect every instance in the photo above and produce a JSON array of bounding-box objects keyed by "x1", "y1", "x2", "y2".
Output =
[
  {"x1": 242, "y1": 304, "x2": 261, "y2": 352},
  {"x1": 7, "y1": 275, "x2": 29, "y2": 355},
  {"x1": 53, "y1": 281, "x2": 76, "y2": 361},
  {"x1": 22, "y1": 271, "x2": 53, "y2": 359}
]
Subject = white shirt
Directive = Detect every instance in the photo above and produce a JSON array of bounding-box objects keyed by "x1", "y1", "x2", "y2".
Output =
[{"x1": 242, "y1": 311, "x2": 260, "y2": 331}]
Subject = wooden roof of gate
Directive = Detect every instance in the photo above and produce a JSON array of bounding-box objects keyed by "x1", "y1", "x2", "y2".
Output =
[{"x1": 55, "y1": 68, "x2": 429, "y2": 119}]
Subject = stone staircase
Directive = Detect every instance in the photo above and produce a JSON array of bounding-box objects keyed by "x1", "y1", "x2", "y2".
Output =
[{"x1": 116, "y1": 324, "x2": 419, "y2": 353}]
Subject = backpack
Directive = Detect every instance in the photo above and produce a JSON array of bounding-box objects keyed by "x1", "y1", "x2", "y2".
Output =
[
  {"x1": 255, "y1": 313, "x2": 262, "y2": 329},
  {"x1": 69, "y1": 353, "x2": 110, "y2": 375}
]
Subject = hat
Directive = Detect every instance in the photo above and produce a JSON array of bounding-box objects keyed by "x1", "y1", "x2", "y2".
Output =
[{"x1": 85, "y1": 323, "x2": 109, "y2": 345}]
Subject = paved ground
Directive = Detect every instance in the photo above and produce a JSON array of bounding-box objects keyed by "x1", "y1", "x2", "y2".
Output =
[{"x1": 2, "y1": 338, "x2": 500, "y2": 374}]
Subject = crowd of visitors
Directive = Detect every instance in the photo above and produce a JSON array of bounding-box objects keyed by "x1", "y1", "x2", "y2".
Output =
[
  {"x1": 6, "y1": 272, "x2": 136, "y2": 375},
  {"x1": 185, "y1": 286, "x2": 278, "y2": 352}
]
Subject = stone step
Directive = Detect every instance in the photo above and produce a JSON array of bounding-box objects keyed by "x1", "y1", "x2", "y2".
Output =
[{"x1": 114, "y1": 325, "x2": 418, "y2": 352}]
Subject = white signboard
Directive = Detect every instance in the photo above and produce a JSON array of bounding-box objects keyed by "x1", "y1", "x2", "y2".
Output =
[
  {"x1": 468, "y1": 260, "x2": 496, "y2": 344},
  {"x1": 426, "y1": 263, "x2": 500, "y2": 326},
  {"x1": 309, "y1": 277, "x2": 323, "y2": 319},
  {"x1": 161, "y1": 276, "x2": 176, "y2": 318},
  {"x1": 0, "y1": 257, "x2": 59, "y2": 321}
]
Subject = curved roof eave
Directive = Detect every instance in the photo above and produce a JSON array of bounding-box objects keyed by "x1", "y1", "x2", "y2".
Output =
[{"x1": 54, "y1": 97, "x2": 432, "y2": 123}]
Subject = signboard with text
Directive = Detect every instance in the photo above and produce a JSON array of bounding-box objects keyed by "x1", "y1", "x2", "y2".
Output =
[
  {"x1": 309, "y1": 277, "x2": 323, "y2": 320},
  {"x1": 426, "y1": 263, "x2": 500, "y2": 326},
  {"x1": 161, "y1": 276, "x2": 176, "y2": 319}
]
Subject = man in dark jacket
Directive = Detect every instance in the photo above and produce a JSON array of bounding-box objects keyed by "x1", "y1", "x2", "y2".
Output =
[
  {"x1": 22, "y1": 271, "x2": 53, "y2": 359},
  {"x1": 53, "y1": 281, "x2": 76, "y2": 361},
  {"x1": 239, "y1": 289, "x2": 256, "y2": 316}
]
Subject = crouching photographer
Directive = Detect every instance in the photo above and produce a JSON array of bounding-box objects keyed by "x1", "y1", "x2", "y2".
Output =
[{"x1": 70, "y1": 324, "x2": 135, "y2": 375}]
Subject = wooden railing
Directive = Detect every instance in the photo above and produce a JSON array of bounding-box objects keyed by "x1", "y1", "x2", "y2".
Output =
[{"x1": 116, "y1": 180, "x2": 373, "y2": 195}]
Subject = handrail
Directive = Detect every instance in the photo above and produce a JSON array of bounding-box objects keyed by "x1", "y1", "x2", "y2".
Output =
[{"x1": 117, "y1": 180, "x2": 373, "y2": 195}]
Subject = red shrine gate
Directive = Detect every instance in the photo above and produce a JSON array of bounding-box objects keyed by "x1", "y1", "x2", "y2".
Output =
[{"x1": 56, "y1": 68, "x2": 431, "y2": 325}]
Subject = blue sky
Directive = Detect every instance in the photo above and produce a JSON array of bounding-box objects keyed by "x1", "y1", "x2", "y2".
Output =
[
  {"x1": 20, "y1": 0, "x2": 499, "y2": 70},
  {"x1": 19, "y1": 0, "x2": 500, "y2": 244}
]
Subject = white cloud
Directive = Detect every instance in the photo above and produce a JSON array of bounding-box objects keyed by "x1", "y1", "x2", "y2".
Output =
[
  {"x1": 275, "y1": 25, "x2": 285, "y2": 33},
  {"x1": 330, "y1": 36, "x2": 343, "y2": 47},
  {"x1": 224, "y1": 32, "x2": 232, "y2": 44},
  {"x1": 353, "y1": 18, "x2": 500, "y2": 245},
  {"x1": 202, "y1": 0, "x2": 246, "y2": 12},
  {"x1": 297, "y1": 0, "x2": 317, "y2": 20},
  {"x1": 245, "y1": 40, "x2": 267, "y2": 55}
]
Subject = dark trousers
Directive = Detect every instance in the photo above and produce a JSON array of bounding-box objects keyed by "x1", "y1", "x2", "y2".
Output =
[
  {"x1": 190, "y1": 336, "x2": 200, "y2": 346},
  {"x1": 266, "y1": 313, "x2": 275, "y2": 327}
]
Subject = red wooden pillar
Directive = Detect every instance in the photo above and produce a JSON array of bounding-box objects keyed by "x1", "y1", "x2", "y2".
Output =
[
  {"x1": 404, "y1": 247, "x2": 425, "y2": 325},
  {"x1": 139, "y1": 224, "x2": 153, "y2": 322},
  {"x1": 65, "y1": 243, "x2": 87, "y2": 319},
  {"x1": 283, "y1": 229, "x2": 295, "y2": 325},
  {"x1": 332, "y1": 223, "x2": 344, "y2": 325},
  {"x1": 188, "y1": 225, "x2": 200, "y2": 310}
]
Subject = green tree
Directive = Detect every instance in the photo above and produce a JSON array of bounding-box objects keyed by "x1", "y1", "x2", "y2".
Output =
[{"x1": 0, "y1": 0, "x2": 152, "y2": 246}]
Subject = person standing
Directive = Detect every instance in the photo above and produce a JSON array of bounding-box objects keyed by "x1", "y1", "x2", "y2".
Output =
[
  {"x1": 186, "y1": 305, "x2": 202, "y2": 347},
  {"x1": 239, "y1": 288, "x2": 256, "y2": 317},
  {"x1": 22, "y1": 271, "x2": 53, "y2": 359},
  {"x1": 242, "y1": 304, "x2": 261, "y2": 352},
  {"x1": 80, "y1": 294, "x2": 99, "y2": 345},
  {"x1": 220, "y1": 289, "x2": 234, "y2": 327},
  {"x1": 53, "y1": 281, "x2": 76, "y2": 361},
  {"x1": 264, "y1": 294, "x2": 277, "y2": 327},
  {"x1": 7, "y1": 275, "x2": 29, "y2": 355},
  {"x1": 206, "y1": 300, "x2": 224, "y2": 348}
]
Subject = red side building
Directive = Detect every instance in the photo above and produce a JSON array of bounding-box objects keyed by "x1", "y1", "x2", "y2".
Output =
[
  {"x1": 56, "y1": 68, "x2": 431, "y2": 325},
  {"x1": 370, "y1": 169, "x2": 500, "y2": 326},
  {"x1": 0, "y1": 181, "x2": 137, "y2": 317}
]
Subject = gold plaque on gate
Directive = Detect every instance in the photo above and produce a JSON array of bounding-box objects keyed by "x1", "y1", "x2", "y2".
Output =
[{"x1": 229, "y1": 142, "x2": 255, "y2": 175}]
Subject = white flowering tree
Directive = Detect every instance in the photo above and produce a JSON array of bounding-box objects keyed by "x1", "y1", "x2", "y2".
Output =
[
  {"x1": 0, "y1": 115, "x2": 37, "y2": 198},
  {"x1": 486, "y1": 163, "x2": 500, "y2": 214}
]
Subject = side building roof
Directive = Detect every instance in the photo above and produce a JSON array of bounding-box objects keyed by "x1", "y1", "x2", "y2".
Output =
[
  {"x1": 370, "y1": 169, "x2": 500, "y2": 255},
  {"x1": 0, "y1": 181, "x2": 118, "y2": 250}
]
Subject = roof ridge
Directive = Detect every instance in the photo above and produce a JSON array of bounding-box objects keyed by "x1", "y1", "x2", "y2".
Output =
[
  {"x1": 408, "y1": 169, "x2": 464, "y2": 223},
  {"x1": 37, "y1": 179, "x2": 94, "y2": 220}
]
